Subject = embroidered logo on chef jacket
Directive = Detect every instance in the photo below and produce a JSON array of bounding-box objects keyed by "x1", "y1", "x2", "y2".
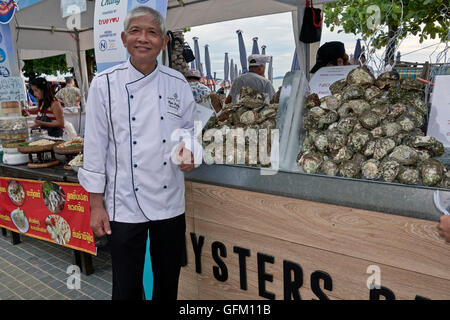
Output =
[{"x1": 168, "y1": 93, "x2": 180, "y2": 112}]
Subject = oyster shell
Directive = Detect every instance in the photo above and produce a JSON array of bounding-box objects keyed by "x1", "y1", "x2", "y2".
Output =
[
  {"x1": 409, "y1": 111, "x2": 424, "y2": 128},
  {"x1": 380, "y1": 158, "x2": 401, "y2": 182},
  {"x1": 297, "y1": 152, "x2": 323, "y2": 174},
  {"x1": 338, "y1": 100, "x2": 371, "y2": 117},
  {"x1": 240, "y1": 110, "x2": 259, "y2": 125},
  {"x1": 430, "y1": 140, "x2": 445, "y2": 157},
  {"x1": 397, "y1": 167, "x2": 420, "y2": 185},
  {"x1": 321, "y1": 160, "x2": 339, "y2": 176},
  {"x1": 360, "y1": 111, "x2": 381, "y2": 130},
  {"x1": 346, "y1": 67, "x2": 375, "y2": 87},
  {"x1": 339, "y1": 160, "x2": 361, "y2": 178},
  {"x1": 382, "y1": 122, "x2": 402, "y2": 137},
  {"x1": 329, "y1": 79, "x2": 347, "y2": 95},
  {"x1": 389, "y1": 145, "x2": 418, "y2": 165},
  {"x1": 400, "y1": 78, "x2": 423, "y2": 91},
  {"x1": 326, "y1": 129, "x2": 348, "y2": 151},
  {"x1": 362, "y1": 159, "x2": 381, "y2": 180},
  {"x1": 387, "y1": 103, "x2": 408, "y2": 119},
  {"x1": 239, "y1": 86, "x2": 265, "y2": 108},
  {"x1": 352, "y1": 153, "x2": 367, "y2": 168},
  {"x1": 318, "y1": 111, "x2": 339, "y2": 129},
  {"x1": 420, "y1": 159, "x2": 444, "y2": 186},
  {"x1": 373, "y1": 138, "x2": 396, "y2": 160},
  {"x1": 375, "y1": 71, "x2": 400, "y2": 90},
  {"x1": 371, "y1": 104, "x2": 390, "y2": 120},
  {"x1": 370, "y1": 127, "x2": 384, "y2": 138},
  {"x1": 348, "y1": 129, "x2": 372, "y2": 153},
  {"x1": 320, "y1": 95, "x2": 341, "y2": 111},
  {"x1": 406, "y1": 91, "x2": 427, "y2": 115},
  {"x1": 260, "y1": 119, "x2": 276, "y2": 131},
  {"x1": 396, "y1": 114, "x2": 417, "y2": 132},
  {"x1": 365, "y1": 86, "x2": 383, "y2": 101},
  {"x1": 342, "y1": 84, "x2": 365, "y2": 101},
  {"x1": 440, "y1": 171, "x2": 450, "y2": 189},
  {"x1": 301, "y1": 136, "x2": 316, "y2": 153},
  {"x1": 363, "y1": 140, "x2": 376, "y2": 158},
  {"x1": 314, "y1": 134, "x2": 330, "y2": 153},
  {"x1": 233, "y1": 106, "x2": 249, "y2": 125},
  {"x1": 337, "y1": 116, "x2": 358, "y2": 135},
  {"x1": 258, "y1": 108, "x2": 277, "y2": 122},
  {"x1": 387, "y1": 86, "x2": 406, "y2": 104},
  {"x1": 306, "y1": 93, "x2": 320, "y2": 109},
  {"x1": 411, "y1": 136, "x2": 438, "y2": 148},
  {"x1": 332, "y1": 146, "x2": 354, "y2": 164},
  {"x1": 415, "y1": 149, "x2": 432, "y2": 165}
]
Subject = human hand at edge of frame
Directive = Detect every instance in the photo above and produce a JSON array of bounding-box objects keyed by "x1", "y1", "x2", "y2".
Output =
[
  {"x1": 177, "y1": 141, "x2": 195, "y2": 173},
  {"x1": 90, "y1": 205, "x2": 111, "y2": 237},
  {"x1": 438, "y1": 215, "x2": 450, "y2": 243}
]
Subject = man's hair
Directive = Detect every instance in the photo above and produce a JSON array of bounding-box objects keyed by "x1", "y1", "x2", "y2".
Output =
[
  {"x1": 65, "y1": 77, "x2": 73, "y2": 84},
  {"x1": 123, "y1": 6, "x2": 166, "y2": 38}
]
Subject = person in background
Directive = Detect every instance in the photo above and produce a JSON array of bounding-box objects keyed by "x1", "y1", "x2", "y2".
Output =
[
  {"x1": 26, "y1": 85, "x2": 37, "y2": 106},
  {"x1": 56, "y1": 76, "x2": 81, "y2": 107},
  {"x1": 78, "y1": 6, "x2": 202, "y2": 300},
  {"x1": 438, "y1": 216, "x2": 450, "y2": 243},
  {"x1": 359, "y1": 54, "x2": 375, "y2": 74},
  {"x1": 186, "y1": 69, "x2": 211, "y2": 103},
  {"x1": 310, "y1": 41, "x2": 352, "y2": 74},
  {"x1": 26, "y1": 77, "x2": 64, "y2": 137},
  {"x1": 225, "y1": 54, "x2": 275, "y2": 104}
]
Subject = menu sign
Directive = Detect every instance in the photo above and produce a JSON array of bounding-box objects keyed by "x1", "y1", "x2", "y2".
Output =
[
  {"x1": 0, "y1": 177, "x2": 96, "y2": 255},
  {"x1": 309, "y1": 65, "x2": 358, "y2": 98}
]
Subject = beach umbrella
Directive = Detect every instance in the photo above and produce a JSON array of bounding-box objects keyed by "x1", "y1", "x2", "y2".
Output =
[
  {"x1": 261, "y1": 45, "x2": 266, "y2": 55},
  {"x1": 252, "y1": 37, "x2": 260, "y2": 54},
  {"x1": 291, "y1": 49, "x2": 300, "y2": 71},
  {"x1": 234, "y1": 64, "x2": 238, "y2": 80},
  {"x1": 213, "y1": 72, "x2": 217, "y2": 91},
  {"x1": 268, "y1": 56, "x2": 273, "y2": 84},
  {"x1": 236, "y1": 30, "x2": 248, "y2": 74},
  {"x1": 230, "y1": 58, "x2": 235, "y2": 83},
  {"x1": 193, "y1": 37, "x2": 203, "y2": 76},
  {"x1": 204, "y1": 45, "x2": 215, "y2": 87},
  {"x1": 222, "y1": 52, "x2": 231, "y2": 88},
  {"x1": 353, "y1": 39, "x2": 362, "y2": 64}
]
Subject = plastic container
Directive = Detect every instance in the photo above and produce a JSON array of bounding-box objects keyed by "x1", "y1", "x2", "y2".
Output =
[{"x1": 0, "y1": 116, "x2": 28, "y2": 132}]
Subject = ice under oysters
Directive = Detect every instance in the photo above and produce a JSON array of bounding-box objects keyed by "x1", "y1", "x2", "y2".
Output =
[{"x1": 298, "y1": 67, "x2": 447, "y2": 187}]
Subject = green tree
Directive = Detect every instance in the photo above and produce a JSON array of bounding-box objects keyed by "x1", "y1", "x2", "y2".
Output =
[
  {"x1": 22, "y1": 54, "x2": 71, "y2": 79},
  {"x1": 323, "y1": 0, "x2": 449, "y2": 64}
]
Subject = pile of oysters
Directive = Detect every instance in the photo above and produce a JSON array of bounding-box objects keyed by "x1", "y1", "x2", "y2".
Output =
[
  {"x1": 202, "y1": 86, "x2": 279, "y2": 165},
  {"x1": 297, "y1": 66, "x2": 450, "y2": 187}
]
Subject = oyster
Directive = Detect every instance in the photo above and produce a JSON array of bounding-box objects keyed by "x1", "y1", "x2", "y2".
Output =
[
  {"x1": 380, "y1": 158, "x2": 401, "y2": 182},
  {"x1": 338, "y1": 100, "x2": 370, "y2": 117},
  {"x1": 411, "y1": 136, "x2": 438, "y2": 148},
  {"x1": 329, "y1": 79, "x2": 347, "y2": 95},
  {"x1": 370, "y1": 127, "x2": 384, "y2": 138},
  {"x1": 371, "y1": 104, "x2": 390, "y2": 120},
  {"x1": 373, "y1": 138, "x2": 396, "y2": 160},
  {"x1": 306, "y1": 93, "x2": 320, "y2": 109},
  {"x1": 362, "y1": 159, "x2": 381, "y2": 180},
  {"x1": 352, "y1": 153, "x2": 366, "y2": 168},
  {"x1": 375, "y1": 71, "x2": 400, "y2": 90},
  {"x1": 260, "y1": 119, "x2": 276, "y2": 131},
  {"x1": 320, "y1": 95, "x2": 341, "y2": 111},
  {"x1": 314, "y1": 134, "x2": 330, "y2": 153},
  {"x1": 415, "y1": 149, "x2": 432, "y2": 165},
  {"x1": 387, "y1": 103, "x2": 408, "y2": 119},
  {"x1": 258, "y1": 108, "x2": 277, "y2": 122},
  {"x1": 297, "y1": 152, "x2": 323, "y2": 174},
  {"x1": 420, "y1": 159, "x2": 444, "y2": 186},
  {"x1": 363, "y1": 140, "x2": 376, "y2": 158},
  {"x1": 233, "y1": 106, "x2": 249, "y2": 125},
  {"x1": 389, "y1": 145, "x2": 418, "y2": 165},
  {"x1": 406, "y1": 91, "x2": 427, "y2": 115},
  {"x1": 332, "y1": 146, "x2": 354, "y2": 164},
  {"x1": 326, "y1": 129, "x2": 348, "y2": 151},
  {"x1": 382, "y1": 122, "x2": 402, "y2": 137},
  {"x1": 409, "y1": 111, "x2": 424, "y2": 128},
  {"x1": 430, "y1": 140, "x2": 445, "y2": 157},
  {"x1": 342, "y1": 84, "x2": 365, "y2": 101},
  {"x1": 239, "y1": 86, "x2": 265, "y2": 108},
  {"x1": 360, "y1": 111, "x2": 381, "y2": 130},
  {"x1": 240, "y1": 110, "x2": 259, "y2": 125},
  {"x1": 318, "y1": 111, "x2": 339, "y2": 129},
  {"x1": 339, "y1": 160, "x2": 361, "y2": 178},
  {"x1": 337, "y1": 116, "x2": 358, "y2": 135},
  {"x1": 365, "y1": 86, "x2": 383, "y2": 101},
  {"x1": 440, "y1": 171, "x2": 450, "y2": 189},
  {"x1": 346, "y1": 67, "x2": 375, "y2": 87},
  {"x1": 321, "y1": 160, "x2": 339, "y2": 176},
  {"x1": 396, "y1": 114, "x2": 417, "y2": 132},
  {"x1": 387, "y1": 86, "x2": 406, "y2": 104},
  {"x1": 397, "y1": 167, "x2": 420, "y2": 185},
  {"x1": 401, "y1": 78, "x2": 422, "y2": 91},
  {"x1": 301, "y1": 136, "x2": 316, "y2": 153},
  {"x1": 348, "y1": 129, "x2": 372, "y2": 153}
]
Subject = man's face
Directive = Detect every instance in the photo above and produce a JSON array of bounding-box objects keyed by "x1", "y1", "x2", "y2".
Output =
[{"x1": 121, "y1": 15, "x2": 168, "y2": 64}]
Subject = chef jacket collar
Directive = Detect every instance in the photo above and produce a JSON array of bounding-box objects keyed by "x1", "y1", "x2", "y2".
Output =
[{"x1": 127, "y1": 59, "x2": 159, "y2": 83}]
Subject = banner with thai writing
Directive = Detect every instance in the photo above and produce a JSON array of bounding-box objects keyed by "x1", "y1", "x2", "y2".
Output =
[
  {"x1": 94, "y1": 0, "x2": 168, "y2": 73},
  {"x1": 0, "y1": 177, "x2": 96, "y2": 255}
]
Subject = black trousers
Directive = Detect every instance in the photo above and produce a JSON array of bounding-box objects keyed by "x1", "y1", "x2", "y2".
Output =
[{"x1": 108, "y1": 213, "x2": 186, "y2": 300}]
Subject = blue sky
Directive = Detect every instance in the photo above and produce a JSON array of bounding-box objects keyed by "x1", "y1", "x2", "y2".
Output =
[{"x1": 185, "y1": 11, "x2": 447, "y2": 79}]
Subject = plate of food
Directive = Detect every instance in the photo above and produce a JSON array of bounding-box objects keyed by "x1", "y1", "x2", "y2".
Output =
[
  {"x1": 68, "y1": 154, "x2": 83, "y2": 172},
  {"x1": 7, "y1": 180, "x2": 25, "y2": 206},
  {"x1": 42, "y1": 181, "x2": 66, "y2": 213},
  {"x1": 45, "y1": 214, "x2": 71, "y2": 245},
  {"x1": 10, "y1": 208, "x2": 29, "y2": 233}
]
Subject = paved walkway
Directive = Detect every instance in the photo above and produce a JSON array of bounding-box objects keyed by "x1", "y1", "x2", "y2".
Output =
[{"x1": 0, "y1": 229, "x2": 112, "y2": 300}]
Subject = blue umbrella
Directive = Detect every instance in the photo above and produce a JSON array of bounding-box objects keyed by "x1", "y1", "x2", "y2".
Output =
[
  {"x1": 261, "y1": 45, "x2": 266, "y2": 55},
  {"x1": 193, "y1": 37, "x2": 203, "y2": 76},
  {"x1": 222, "y1": 52, "x2": 231, "y2": 88},
  {"x1": 234, "y1": 64, "x2": 238, "y2": 81},
  {"x1": 268, "y1": 56, "x2": 273, "y2": 84},
  {"x1": 204, "y1": 45, "x2": 215, "y2": 87},
  {"x1": 230, "y1": 58, "x2": 235, "y2": 83},
  {"x1": 252, "y1": 37, "x2": 260, "y2": 54},
  {"x1": 353, "y1": 39, "x2": 362, "y2": 64},
  {"x1": 291, "y1": 49, "x2": 300, "y2": 71},
  {"x1": 236, "y1": 30, "x2": 248, "y2": 74}
]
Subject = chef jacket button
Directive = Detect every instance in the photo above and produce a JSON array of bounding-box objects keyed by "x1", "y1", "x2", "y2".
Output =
[
  {"x1": 163, "y1": 162, "x2": 167, "y2": 165},
  {"x1": 161, "y1": 116, "x2": 164, "y2": 120},
  {"x1": 130, "y1": 95, "x2": 134, "y2": 99},
  {"x1": 132, "y1": 117, "x2": 136, "y2": 121},
  {"x1": 134, "y1": 164, "x2": 137, "y2": 168},
  {"x1": 135, "y1": 188, "x2": 139, "y2": 192},
  {"x1": 164, "y1": 185, "x2": 167, "y2": 189},
  {"x1": 133, "y1": 141, "x2": 137, "y2": 145},
  {"x1": 162, "y1": 139, "x2": 166, "y2": 143},
  {"x1": 159, "y1": 95, "x2": 162, "y2": 99}
]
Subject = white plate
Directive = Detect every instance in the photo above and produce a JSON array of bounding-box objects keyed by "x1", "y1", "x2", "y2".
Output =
[{"x1": 10, "y1": 208, "x2": 29, "y2": 233}]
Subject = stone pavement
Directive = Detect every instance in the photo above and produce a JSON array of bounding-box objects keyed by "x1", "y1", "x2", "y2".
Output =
[{"x1": 0, "y1": 229, "x2": 112, "y2": 300}]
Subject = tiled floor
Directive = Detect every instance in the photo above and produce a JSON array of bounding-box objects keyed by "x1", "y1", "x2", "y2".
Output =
[{"x1": 0, "y1": 229, "x2": 112, "y2": 300}]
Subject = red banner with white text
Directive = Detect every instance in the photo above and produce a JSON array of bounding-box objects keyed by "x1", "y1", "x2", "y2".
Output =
[{"x1": 0, "y1": 177, "x2": 96, "y2": 255}]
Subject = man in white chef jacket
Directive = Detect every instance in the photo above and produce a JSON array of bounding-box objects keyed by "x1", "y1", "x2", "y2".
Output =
[{"x1": 78, "y1": 6, "x2": 202, "y2": 300}]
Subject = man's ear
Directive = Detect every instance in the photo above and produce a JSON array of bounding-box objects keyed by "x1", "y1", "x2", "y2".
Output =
[
  {"x1": 121, "y1": 32, "x2": 127, "y2": 48},
  {"x1": 162, "y1": 34, "x2": 169, "y2": 51}
]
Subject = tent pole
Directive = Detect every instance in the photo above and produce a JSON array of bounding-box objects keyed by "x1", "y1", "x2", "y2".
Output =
[{"x1": 74, "y1": 29, "x2": 85, "y2": 136}]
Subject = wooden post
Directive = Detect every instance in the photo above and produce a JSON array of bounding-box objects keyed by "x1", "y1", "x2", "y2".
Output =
[
  {"x1": 10, "y1": 231, "x2": 21, "y2": 245},
  {"x1": 1, "y1": 227, "x2": 7, "y2": 237}
]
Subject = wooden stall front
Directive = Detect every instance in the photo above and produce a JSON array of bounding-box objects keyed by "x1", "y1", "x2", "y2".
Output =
[{"x1": 179, "y1": 166, "x2": 450, "y2": 300}]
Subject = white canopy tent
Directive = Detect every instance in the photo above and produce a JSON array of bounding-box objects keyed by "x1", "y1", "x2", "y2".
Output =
[{"x1": 9, "y1": 0, "x2": 336, "y2": 105}]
